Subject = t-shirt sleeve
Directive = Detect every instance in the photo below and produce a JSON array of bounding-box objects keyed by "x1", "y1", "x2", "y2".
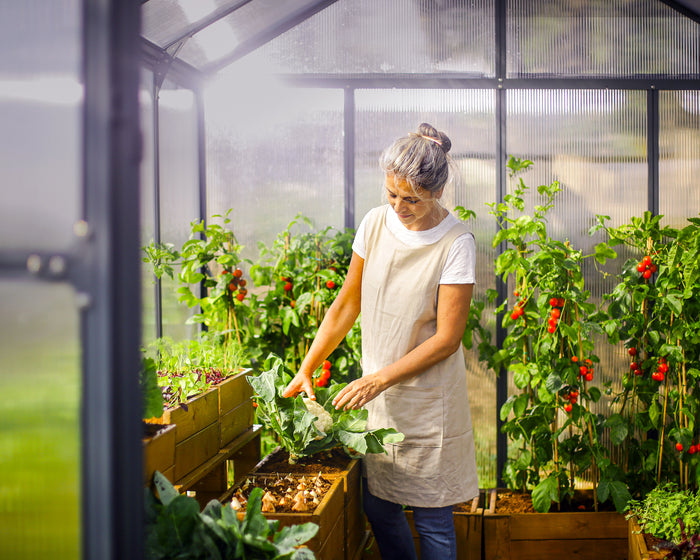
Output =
[
  {"x1": 351, "y1": 211, "x2": 371, "y2": 259},
  {"x1": 440, "y1": 232, "x2": 476, "y2": 284}
]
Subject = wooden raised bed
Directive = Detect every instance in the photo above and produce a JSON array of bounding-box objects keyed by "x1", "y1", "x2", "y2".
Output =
[
  {"x1": 628, "y1": 517, "x2": 671, "y2": 560},
  {"x1": 143, "y1": 422, "x2": 177, "y2": 485},
  {"x1": 483, "y1": 488, "x2": 628, "y2": 560},
  {"x1": 251, "y1": 447, "x2": 364, "y2": 560},
  {"x1": 218, "y1": 369, "x2": 254, "y2": 449},
  {"x1": 146, "y1": 370, "x2": 255, "y2": 483},
  {"x1": 405, "y1": 495, "x2": 482, "y2": 560},
  {"x1": 231, "y1": 473, "x2": 346, "y2": 560}
]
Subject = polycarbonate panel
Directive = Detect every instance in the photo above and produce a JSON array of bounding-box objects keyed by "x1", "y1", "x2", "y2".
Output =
[
  {"x1": 142, "y1": 0, "x2": 247, "y2": 49},
  {"x1": 180, "y1": 0, "x2": 330, "y2": 69},
  {"x1": 204, "y1": 77, "x2": 344, "y2": 262},
  {"x1": 0, "y1": 281, "x2": 81, "y2": 558},
  {"x1": 355, "y1": 88, "x2": 499, "y2": 487},
  {"x1": 228, "y1": 0, "x2": 495, "y2": 75},
  {"x1": 659, "y1": 91, "x2": 700, "y2": 227},
  {"x1": 0, "y1": 1, "x2": 81, "y2": 251},
  {"x1": 506, "y1": 89, "x2": 647, "y2": 463},
  {"x1": 508, "y1": 0, "x2": 700, "y2": 77},
  {"x1": 157, "y1": 84, "x2": 200, "y2": 340},
  {"x1": 140, "y1": 72, "x2": 157, "y2": 345}
]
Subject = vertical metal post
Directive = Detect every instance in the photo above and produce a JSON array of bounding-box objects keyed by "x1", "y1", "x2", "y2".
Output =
[
  {"x1": 647, "y1": 88, "x2": 660, "y2": 216},
  {"x1": 153, "y1": 75, "x2": 163, "y2": 340},
  {"x1": 344, "y1": 87, "x2": 356, "y2": 229},
  {"x1": 196, "y1": 88, "x2": 209, "y2": 320},
  {"x1": 81, "y1": 0, "x2": 143, "y2": 558},
  {"x1": 495, "y1": 0, "x2": 509, "y2": 488}
]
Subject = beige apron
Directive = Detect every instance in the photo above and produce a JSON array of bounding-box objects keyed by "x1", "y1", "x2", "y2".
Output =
[{"x1": 361, "y1": 205, "x2": 479, "y2": 508}]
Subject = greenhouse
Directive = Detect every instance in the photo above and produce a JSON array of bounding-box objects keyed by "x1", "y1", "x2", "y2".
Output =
[{"x1": 2, "y1": 0, "x2": 700, "y2": 559}]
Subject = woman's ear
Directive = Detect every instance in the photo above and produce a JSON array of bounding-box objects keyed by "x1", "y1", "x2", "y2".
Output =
[{"x1": 435, "y1": 187, "x2": 445, "y2": 200}]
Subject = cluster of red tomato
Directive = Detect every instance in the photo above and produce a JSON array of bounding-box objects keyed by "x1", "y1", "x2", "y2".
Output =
[
  {"x1": 572, "y1": 356, "x2": 594, "y2": 382},
  {"x1": 676, "y1": 441, "x2": 698, "y2": 454},
  {"x1": 628, "y1": 347, "x2": 668, "y2": 382},
  {"x1": 546, "y1": 297, "x2": 565, "y2": 333},
  {"x1": 314, "y1": 360, "x2": 332, "y2": 388},
  {"x1": 561, "y1": 388, "x2": 579, "y2": 413},
  {"x1": 636, "y1": 254, "x2": 658, "y2": 280},
  {"x1": 224, "y1": 268, "x2": 247, "y2": 301}
]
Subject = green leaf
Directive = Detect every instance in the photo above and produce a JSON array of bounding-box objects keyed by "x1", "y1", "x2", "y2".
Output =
[
  {"x1": 545, "y1": 372, "x2": 563, "y2": 394},
  {"x1": 605, "y1": 414, "x2": 628, "y2": 446},
  {"x1": 594, "y1": 243, "x2": 617, "y2": 265},
  {"x1": 532, "y1": 476, "x2": 559, "y2": 513}
]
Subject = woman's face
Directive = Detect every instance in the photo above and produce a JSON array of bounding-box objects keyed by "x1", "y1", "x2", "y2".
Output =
[{"x1": 385, "y1": 175, "x2": 442, "y2": 231}]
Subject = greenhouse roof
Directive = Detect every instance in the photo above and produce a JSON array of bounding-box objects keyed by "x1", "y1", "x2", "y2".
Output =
[{"x1": 141, "y1": 0, "x2": 700, "y2": 86}]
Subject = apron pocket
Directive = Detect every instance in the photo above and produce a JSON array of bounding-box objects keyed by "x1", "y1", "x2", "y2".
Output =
[{"x1": 383, "y1": 384, "x2": 444, "y2": 447}]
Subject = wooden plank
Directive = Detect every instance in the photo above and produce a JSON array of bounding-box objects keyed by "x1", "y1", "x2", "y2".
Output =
[
  {"x1": 218, "y1": 370, "x2": 253, "y2": 415},
  {"x1": 219, "y1": 400, "x2": 254, "y2": 448},
  {"x1": 152, "y1": 388, "x2": 219, "y2": 442},
  {"x1": 629, "y1": 518, "x2": 652, "y2": 560},
  {"x1": 483, "y1": 514, "x2": 511, "y2": 560},
  {"x1": 510, "y1": 538, "x2": 628, "y2": 560},
  {"x1": 174, "y1": 421, "x2": 221, "y2": 480},
  {"x1": 510, "y1": 511, "x2": 627, "y2": 540},
  {"x1": 143, "y1": 423, "x2": 177, "y2": 485},
  {"x1": 455, "y1": 509, "x2": 483, "y2": 560}
]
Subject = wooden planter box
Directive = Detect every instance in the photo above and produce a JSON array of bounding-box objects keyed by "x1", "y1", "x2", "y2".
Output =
[
  {"x1": 143, "y1": 422, "x2": 177, "y2": 485},
  {"x1": 218, "y1": 369, "x2": 254, "y2": 449},
  {"x1": 628, "y1": 517, "x2": 669, "y2": 560},
  {"x1": 147, "y1": 370, "x2": 255, "y2": 483},
  {"x1": 405, "y1": 496, "x2": 483, "y2": 560},
  {"x1": 234, "y1": 474, "x2": 346, "y2": 560},
  {"x1": 251, "y1": 448, "x2": 364, "y2": 560},
  {"x1": 483, "y1": 488, "x2": 628, "y2": 560}
]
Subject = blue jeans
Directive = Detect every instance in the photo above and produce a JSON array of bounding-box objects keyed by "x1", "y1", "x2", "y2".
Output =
[{"x1": 363, "y1": 479, "x2": 457, "y2": 560}]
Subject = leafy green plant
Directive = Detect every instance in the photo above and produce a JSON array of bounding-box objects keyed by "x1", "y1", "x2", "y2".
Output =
[
  {"x1": 593, "y1": 213, "x2": 700, "y2": 494},
  {"x1": 145, "y1": 471, "x2": 318, "y2": 560},
  {"x1": 145, "y1": 333, "x2": 245, "y2": 409},
  {"x1": 141, "y1": 357, "x2": 165, "y2": 420},
  {"x1": 461, "y1": 156, "x2": 630, "y2": 513},
  {"x1": 626, "y1": 483, "x2": 700, "y2": 545},
  {"x1": 247, "y1": 355, "x2": 404, "y2": 464},
  {"x1": 143, "y1": 209, "x2": 252, "y2": 350},
  {"x1": 247, "y1": 215, "x2": 360, "y2": 384}
]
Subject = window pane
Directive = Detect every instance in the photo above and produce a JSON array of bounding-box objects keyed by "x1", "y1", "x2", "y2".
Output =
[
  {"x1": 0, "y1": 282, "x2": 81, "y2": 558},
  {"x1": 506, "y1": 89, "x2": 647, "y2": 467},
  {"x1": 0, "y1": 1, "x2": 81, "y2": 251},
  {"x1": 507, "y1": 0, "x2": 700, "y2": 77},
  {"x1": 660, "y1": 91, "x2": 700, "y2": 228},
  {"x1": 158, "y1": 84, "x2": 200, "y2": 340},
  {"x1": 204, "y1": 77, "x2": 344, "y2": 261},
  {"x1": 355, "y1": 88, "x2": 499, "y2": 488},
  {"x1": 233, "y1": 0, "x2": 495, "y2": 75}
]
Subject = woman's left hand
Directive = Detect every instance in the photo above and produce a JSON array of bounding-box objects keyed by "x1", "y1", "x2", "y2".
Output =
[{"x1": 332, "y1": 374, "x2": 384, "y2": 410}]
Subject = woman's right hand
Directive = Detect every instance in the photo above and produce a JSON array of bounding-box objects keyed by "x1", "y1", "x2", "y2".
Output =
[{"x1": 282, "y1": 372, "x2": 315, "y2": 400}]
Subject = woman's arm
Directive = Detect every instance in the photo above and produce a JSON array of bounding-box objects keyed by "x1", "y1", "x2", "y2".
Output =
[
  {"x1": 332, "y1": 282, "x2": 473, "y2": 410},
  {"x1": 281, "y1": 251, "x2": 365, "y2": 400}
]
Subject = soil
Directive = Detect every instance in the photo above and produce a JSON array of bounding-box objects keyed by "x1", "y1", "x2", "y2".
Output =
[
  {"x1": 253, "y1": 446, "x2": 353, "y2": 475},
  {"x1": 492, "y1": 489, "x2": 617, "y2": 514},
  {"x1": 142, "y1": 421, "x2": 169, "y2": 438},
  {"x1": 643, "y1": 532, "x2": 674, "y2": 559}
]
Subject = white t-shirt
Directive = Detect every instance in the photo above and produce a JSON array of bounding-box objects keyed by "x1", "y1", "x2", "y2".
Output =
[{"x1": 352, "y1": 205, "x2": 476, "y2": 284}]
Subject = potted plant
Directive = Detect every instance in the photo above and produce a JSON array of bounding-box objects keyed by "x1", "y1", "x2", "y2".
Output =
[
  {"x1": 145, "y1": 334, "x2": 254, "y2": 484},
  {"x1": 227, "y1": 473, "x2": 346, "y2": 560},
  {"x1": 246, "y1": 354, "x2": 404, "y2": 560},
  {"x1": 626, "y1": 483, "x2": 700, "y2": 560}
]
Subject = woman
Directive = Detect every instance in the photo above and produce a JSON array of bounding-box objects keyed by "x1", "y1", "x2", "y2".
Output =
[{"x1": 282, "y1": 123, "x2": 478, "y2": 560}]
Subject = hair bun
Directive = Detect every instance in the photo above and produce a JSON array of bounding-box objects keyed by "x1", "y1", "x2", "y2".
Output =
[{"x1": 417, "y1": 122, "x2": 451, "y2": 154}]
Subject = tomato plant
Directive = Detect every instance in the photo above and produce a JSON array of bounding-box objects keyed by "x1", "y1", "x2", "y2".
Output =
[
  {"x1": 593, "y1": 212, "x2": 700, "y2": 494},
  {"x1": 247, "y1": 214, "x2": 361, "y2": 385},
  {"x1": 464, "y1": 156, "x2": 630, "y2": 513}
]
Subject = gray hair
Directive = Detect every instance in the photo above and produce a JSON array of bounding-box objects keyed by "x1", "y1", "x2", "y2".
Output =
[{"x1": 379, "y1": 123, "x2": 453, "y2": 194}]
